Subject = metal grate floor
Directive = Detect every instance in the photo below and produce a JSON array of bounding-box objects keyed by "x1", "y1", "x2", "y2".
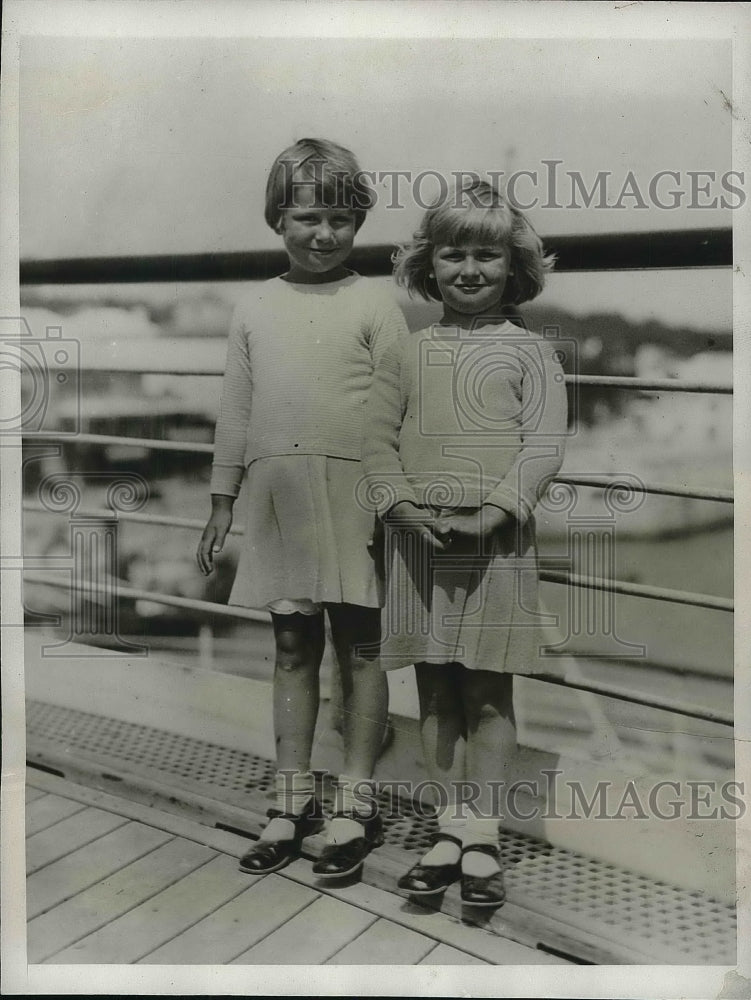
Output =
[{"x1": 26, "y1": 700, "x2": 736, "y2": 965}]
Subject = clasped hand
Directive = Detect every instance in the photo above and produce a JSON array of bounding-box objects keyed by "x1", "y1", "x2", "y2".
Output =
[{"x1": 385, "y1": 501, "x2": 509, "y2": 549}]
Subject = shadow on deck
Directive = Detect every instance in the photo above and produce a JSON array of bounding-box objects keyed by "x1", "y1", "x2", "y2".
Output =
[
  {"x1": 23, "y1": 634, "x2": 737, "y2": 967},
  {"x1": 25, "y1": 771, "x2": 553, "y2": 967}
]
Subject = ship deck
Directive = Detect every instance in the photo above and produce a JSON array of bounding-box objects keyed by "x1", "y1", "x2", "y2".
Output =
[{"x1": 24, "y1": 770, "x2": 555, "y2": 967}]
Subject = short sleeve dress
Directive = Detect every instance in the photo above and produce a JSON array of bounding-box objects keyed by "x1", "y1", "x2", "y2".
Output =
[
  {"x1": 362, "y1": 322, "x2": 568, "y2": 673},
  {"x1": 210, "y1": 273, "x2": 408, "y2": 611}
]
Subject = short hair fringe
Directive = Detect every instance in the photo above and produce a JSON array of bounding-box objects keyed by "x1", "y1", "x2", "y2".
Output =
[
  {"x1": 393, "y1": 179, "x2": 555, "y2": 306},
  {"x1": 264, "y1": 137, "x2": 374, "y2": 232}
]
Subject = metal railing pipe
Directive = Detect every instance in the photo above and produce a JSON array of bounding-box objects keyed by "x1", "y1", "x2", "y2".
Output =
[
  {"x1": 19, "y1": 228, "x2": 732, "y2": 285},
  {"x1": 22, "y1": 571, "x2": 731, "y2": 727},
  {"x1": 528, "y1": 673, "x2": 732, "y2": 727},
  {"x1": 26, "y1": 436, "x2": 733, "y2": 504},
  {"x1": 21, "y1": 529, "x2": 732, "y2": 612},
  {"x1": 540, "y1": 570, "x2": 733, "y2": 612}
]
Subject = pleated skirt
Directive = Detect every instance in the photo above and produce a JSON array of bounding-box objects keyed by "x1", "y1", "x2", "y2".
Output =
[
  {"x1": 229, "y1": 455, "x2": 381, "y2": 611},
  {"x1": 377, "y1": 513, "x2": 549, "y2": 674}
]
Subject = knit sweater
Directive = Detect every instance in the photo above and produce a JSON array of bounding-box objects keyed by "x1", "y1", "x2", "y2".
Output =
[
  {"x1": 210, "y1": 274, "x2": 408, "y2": 497},
  {"x1": 362, "y1": 323, "x2": 568, "y2": 523}
]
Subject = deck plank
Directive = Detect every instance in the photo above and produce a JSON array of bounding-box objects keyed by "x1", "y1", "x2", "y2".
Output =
[
  {"x1": 26, "y1": 766, "x2": 260, "y2": 859},
  {"x1": 27, "y1": 807, "x2": 128, "y2": 874},
  {"x1": 231, "y1": 894, "x2": 376, "y2": 965},
  {"x1": 27, "y1": 821, "x2": 173, "y2": 920},
  {"x1": 420, "y1": 943, "x2": 490, "y2": 965},
  {"x1": 327, "y1": 917, "x2": 435, "y2": 965},
  {"x1": 25, "y1": 794, "x2": 86, "y2": 836},
  {"x1": 282, "y1": 859, "x2": 560, "y2": 965},
  {"x1": 23, "y1": 771, "x2": 566, "y2": 967},
  {"x1": 52, "y1": 853, "x2": 248, "y2": 963},
  {"x1": 29, "y1": 837, "x2": 211, "y2": 963},
  {"x1": 139, "y1": 873, "x2": 318, "y2": 964}
]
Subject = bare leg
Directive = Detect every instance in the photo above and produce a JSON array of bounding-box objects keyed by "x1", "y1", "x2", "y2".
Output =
[
  {"x1": 461, "y1": 670, "x2": 516, "y2": 876},
  {"x1": 415, "y1": 661, "x2": 466, "y2": 803},
  {"x1": 271, "y1": 612, "x2": 326, "y2": 773},
  {"x1": 247, "y1": 612, "x2": 327, "y2": 847},
  {"x1": 326, "y1": 604, "x2": 387, "y2": 779},
  {"x1": 321, "y1": 604, "x2": 387, "y2": 846},
  {"x1": 414, "y1": 661, "x2": 467, "y2": 864}
]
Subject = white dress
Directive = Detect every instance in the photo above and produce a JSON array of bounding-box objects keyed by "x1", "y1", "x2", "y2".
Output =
[{"x1": 209, "y1": 273, "x2": 409, "y2": 611}]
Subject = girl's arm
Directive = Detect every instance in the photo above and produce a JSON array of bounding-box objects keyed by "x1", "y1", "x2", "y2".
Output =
[
  {"x1": 366, "y1": 284, "x2": 410, "y2": 367},
  {"x1": 363, "y1": 343, "x2": 447, "y2": 547},
  {"x1": 482, "y1": 338, "x2": 568, "y2": 524},
  {"x1": 209, "y1": 308, "x2": 253, "y2": 498},
  {"x1": 362, "y1": 340, "x2": 420, "y2": 516},
  {"x1": 197, "y1": 494, "x2": 234, "y2": 576},
  {"x1": 197, "y1": 307, "x2": 253, "y2": 575}
]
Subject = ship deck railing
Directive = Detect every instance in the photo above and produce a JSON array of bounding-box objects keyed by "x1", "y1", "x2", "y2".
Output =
[{"x1": 15, "y1": 227, "x2": 737, "y2": 966}]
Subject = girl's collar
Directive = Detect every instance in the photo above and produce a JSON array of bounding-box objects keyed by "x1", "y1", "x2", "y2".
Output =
[
  {"x1": 432, "y1": 318, "x2": 518, "y2": 336},
  {"x1": 278, "y1": 268, "x2": 359, "y2": 287}
]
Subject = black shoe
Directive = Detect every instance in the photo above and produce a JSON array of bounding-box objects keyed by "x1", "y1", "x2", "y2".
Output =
[
  {"x1": 311, "y1": 810, "x2": 385, "y2": 879},
  {"x1": 460, "y1": 843, "x2": 506, "y2": 906},
  {"x1": 238, "y1": 799, "x2": 323, "y2": 875},
  {"x1": 397, "y1": 832, "x2": 463, "y2": 896}
]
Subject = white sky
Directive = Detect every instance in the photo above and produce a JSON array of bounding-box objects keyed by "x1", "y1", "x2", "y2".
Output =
[{"x1": 19, "y1": 34, "x2": 735, "y2": 328}]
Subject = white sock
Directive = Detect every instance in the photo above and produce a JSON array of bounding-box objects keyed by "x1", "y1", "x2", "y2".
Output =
[
  {"x1": 328, "y1": 774, "x2": 376, "y2": 845},
  {"x1": 462, "y1": 817, "x2": 501, "y2": 877},
  {"x1": 421, "y1": 805, "x2": 465, "y2": 867},
  {"x1": 260, "y1": 770, "x2": 314, "y2": 843}
]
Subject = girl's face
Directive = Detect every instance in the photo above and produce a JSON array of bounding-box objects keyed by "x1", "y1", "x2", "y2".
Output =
[
  {"x1": 432, "y1": 240, "x2": 512, "y2": 328},
  {"x1": 278, "y1": 183, "x2": 356, "y2": 283}
]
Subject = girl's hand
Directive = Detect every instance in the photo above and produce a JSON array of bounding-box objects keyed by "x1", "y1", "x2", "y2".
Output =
[
  {"x1": 385, "y1": 501, "x2": 448, "y2": 551},
  {"x1": 197, "y1": 496, "x2": 234, "y2": 575},
  {"x1": 446, "y1": 504, "x2": 510, "y2": 539}
]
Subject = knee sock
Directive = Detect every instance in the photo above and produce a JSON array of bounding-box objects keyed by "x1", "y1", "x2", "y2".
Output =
[
  {"x1": 462, "y1": 816, "x2": 501, "y2": 877},
  {"x1": 259, "y1": 770, "x2": 315, "y2": 842},
  {"x1": 421, "y1": 804, "x2": 465, "y2": 867},
  {"x1": 327, "y1": 773, "x2": 376, "y2": 845}
]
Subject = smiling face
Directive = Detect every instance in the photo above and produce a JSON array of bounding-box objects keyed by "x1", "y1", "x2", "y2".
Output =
[
  {"x1": 432, "y1": 241, "x2": 512, "y2": 328},
  {"x1": 278, "y1": 183, "x2": 356, "y2": 283}
]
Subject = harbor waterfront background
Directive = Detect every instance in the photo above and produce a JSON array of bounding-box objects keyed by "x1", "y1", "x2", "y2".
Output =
[{"x1": 10, "y1": 25, "x2": 740, "y2": 977}]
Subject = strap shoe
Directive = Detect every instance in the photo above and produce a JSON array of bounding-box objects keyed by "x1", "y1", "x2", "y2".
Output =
[
  {"x1": 460, "y1": 843, "x2": 506, "y2": 907},
  {"x1": 397, "y1": 832, "x2": 463, "y2": 895},
  {"x1": 312, "y1": 810, "x2": 385, "y2": 879},
  {"x1": 238, "y1": 798, "x2": 323, "y2": 875}
]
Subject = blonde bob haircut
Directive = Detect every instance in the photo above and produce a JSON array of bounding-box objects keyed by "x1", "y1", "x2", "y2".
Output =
[
  {"x1": 264, "y1": 138, "x2": 375, "y2": 233},
  {"x1": 394, "y1": 179, "x2": 554, "y2": 306}
]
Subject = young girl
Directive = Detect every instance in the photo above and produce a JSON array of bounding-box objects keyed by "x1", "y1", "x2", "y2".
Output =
[
  {"x1": 363, "y1": 179, "x2": 567, "y2": 905},
  {"x1": 197, "y1": 138, "x2": 408, "y2": 878}
]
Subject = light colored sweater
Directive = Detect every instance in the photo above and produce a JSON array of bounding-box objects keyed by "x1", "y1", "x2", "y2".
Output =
[
  {"x1": 210, "y1": 274, "x2": 408, "y2": 497},
  {"x1": 362, "y1": 323, "x2": 568, "y2": 522}
]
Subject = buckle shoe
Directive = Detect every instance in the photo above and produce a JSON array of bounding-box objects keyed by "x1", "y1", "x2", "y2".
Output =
[
  {"x1": 238, "y1": 798, "x2": 323, "y2": 875},
  {"x1": 312, "y1": 810, "x2": 385, "y2": 879},
  {"x1": 460, "y1": 843, "x2": 506, "y2": 907},
  {"x1": 397, "y1": 832, "x2": 463, "y2": 896}
]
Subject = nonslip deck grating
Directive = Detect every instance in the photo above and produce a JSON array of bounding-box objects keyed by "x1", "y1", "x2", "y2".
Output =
[{"x1": 26, "y1": 699, "x2": 736, "y2": 965}]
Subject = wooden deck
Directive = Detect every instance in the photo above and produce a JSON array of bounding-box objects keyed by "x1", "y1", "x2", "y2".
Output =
[{"x1": 25, "y1": 770, "x2": 563, "y2": 966}]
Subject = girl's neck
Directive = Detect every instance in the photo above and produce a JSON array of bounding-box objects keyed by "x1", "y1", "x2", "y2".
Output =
[
  {"x1": 439, "y1": 306, "x2": 509, "y2": 331},
  {"x1": 282, "y1": 264, "x2": 353, "y2": 285}
]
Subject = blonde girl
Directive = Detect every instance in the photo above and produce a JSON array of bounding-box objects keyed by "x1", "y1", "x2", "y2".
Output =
[{"x1": 363, "y1": 178, "x2": 567, "y2": 905}]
